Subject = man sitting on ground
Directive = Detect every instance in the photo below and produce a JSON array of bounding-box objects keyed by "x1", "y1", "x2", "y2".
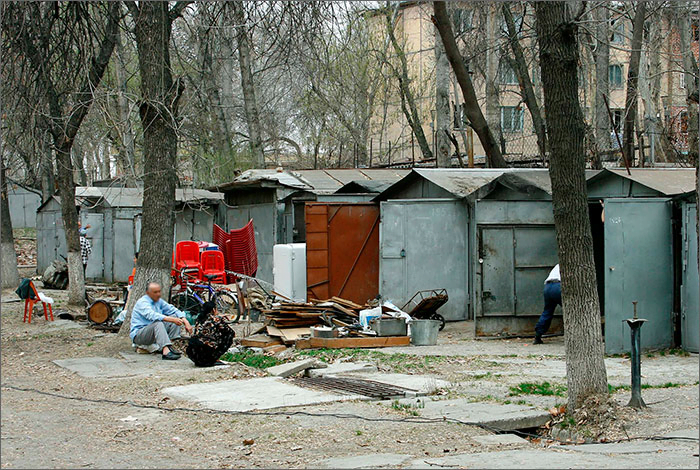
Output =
[{"x1": 130, "y1": 282, "x2": 193, "y2": 360}]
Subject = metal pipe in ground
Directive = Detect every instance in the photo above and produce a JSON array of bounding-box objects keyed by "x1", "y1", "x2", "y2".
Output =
[{"x1": 626, "y1": 301, "x2": 647, "y2": 408}]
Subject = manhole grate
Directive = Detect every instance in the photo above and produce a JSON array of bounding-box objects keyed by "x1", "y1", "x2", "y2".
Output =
[{"x1": 291, "y1": 376, "x2": 419, "y2": 399}]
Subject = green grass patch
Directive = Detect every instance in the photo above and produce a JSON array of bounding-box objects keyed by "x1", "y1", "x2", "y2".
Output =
[
  {"x1": 219, "y1": 351, "x2": 282, "y2": 369},
  {"x1": 295, "y1": 348, "x2": 447, "y2": 373},
  {"x1": 608, "y1": 382, "x2": 687, "y2": 393},
  {"x1": 509, "y1": 381, "x2": 567, "y2": 397}
]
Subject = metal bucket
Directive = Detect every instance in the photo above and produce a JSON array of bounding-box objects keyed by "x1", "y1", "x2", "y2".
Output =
[{"x1": 409, "y1": 319, "x2": 440, "y2": 346}]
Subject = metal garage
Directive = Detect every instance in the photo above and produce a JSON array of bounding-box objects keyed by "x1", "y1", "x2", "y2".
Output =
[{"x1": 36, "y1": 187, "x2": 222, "y2": 282}]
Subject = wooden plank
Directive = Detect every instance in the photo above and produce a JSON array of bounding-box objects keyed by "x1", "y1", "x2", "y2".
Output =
[
  {"x1": 329, "y1": 302, "x2": 359, "y2": 317},
  {"x1": 240, "y1": 335, "x2": 283, "y2": 348},
  {"x1": 330, "y1": 296, "x2": 365, "y2": 310},
  {"x1": 263, "y1": 344, "x2": 288, "y2": 354},
  {"x1": 295, "y1": 336, "x2": 410, "y2": 350}
]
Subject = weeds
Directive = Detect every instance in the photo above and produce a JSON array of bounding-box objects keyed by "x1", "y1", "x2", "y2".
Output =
[
  {"x1": 608, "y1": 382, "x2": 687, "y2": 393},
  {"x1": 219, "y1": 351, "x2": 282, "y2": 369},
  {"x1": 509, "y1": 381, "x2": 567, "y2": 397},
  {"x1": 295, "y1": 348, "x2": 448, "y2": 373},
  {"x1": 390, "y1": 399, "x2": 424, "y2": 416}
]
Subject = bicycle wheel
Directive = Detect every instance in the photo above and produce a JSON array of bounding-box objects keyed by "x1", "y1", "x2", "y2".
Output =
[
  {"x1": 215, "y1": 291, "x2": 240, "y2": 323},
  {"x1": 172, "y1": 292, "x2": 203, "y2": 319}
]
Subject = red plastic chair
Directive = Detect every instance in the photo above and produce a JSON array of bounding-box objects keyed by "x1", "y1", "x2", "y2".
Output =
[
  {"x1": 201, "y1": 250, "x2": 226, "y2": 284},
  {"x1": 175, "y1": 241, "x2": 201, "y2": 282},
  {"x1": 23, "y1": 281, "x2": 54, "y2": 323}
]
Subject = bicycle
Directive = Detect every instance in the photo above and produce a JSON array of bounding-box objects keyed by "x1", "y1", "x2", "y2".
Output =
[{"x1": 170, "y1": 268, "x2": 241, "y2": 323}]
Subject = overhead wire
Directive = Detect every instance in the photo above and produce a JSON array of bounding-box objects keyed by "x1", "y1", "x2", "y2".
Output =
[{"x1": 2, "y1": 384, "x2": 697, "y2": 447}]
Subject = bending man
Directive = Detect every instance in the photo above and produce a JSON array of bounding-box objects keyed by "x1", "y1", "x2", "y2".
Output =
[
  {"x1": 534, "y1": 264, "x2": 561, "y2": 344},
  {"x1": 130, "y1": 282, "x2": 193, "y2": 360}
]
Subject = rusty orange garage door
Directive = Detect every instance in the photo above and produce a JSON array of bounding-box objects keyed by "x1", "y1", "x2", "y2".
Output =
[{"x1": 306, "y1": 203, "x2": 379, "y2": 304}]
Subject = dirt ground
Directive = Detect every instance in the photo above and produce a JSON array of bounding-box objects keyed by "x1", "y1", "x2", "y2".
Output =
[{"x1": 1, "y1": 285, "x2": 698, "y2": 468}]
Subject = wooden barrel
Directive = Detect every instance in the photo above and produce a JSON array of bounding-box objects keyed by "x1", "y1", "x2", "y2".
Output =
[{"x1": 88, "y1": 300, "x2": 112, "y2": 325}]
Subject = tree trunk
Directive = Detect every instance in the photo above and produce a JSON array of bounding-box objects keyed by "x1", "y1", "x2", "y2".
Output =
[
  {"x1": 385, "y1": 8, "x2": 433, "y2": 162},
  {"x1": 593, "y1": 4, "x2": 610, "y2": 165},
  {"x1": 55, "y1": 142, "x2": 85, "y2": 305},
  {"x1": 623, "y1": 2, "x2": 647, "y2": 164},
  {"x1": 502, "y1": 2, "x2": 548, "y2": 158},
  {"x1": 435, "y1": 24, "x2": 451, "y2": 167},
  {"x1": 199, "y1": 6, "x2": 235, "y2": 165},
  {"x1": 72, "y1": 141, "x2": 87, "y2": 186},
  {"x1": 231, "y1": 1, "x2": 265, "y2": 168},
  {"x1": 1, "y1": 161, "x2": 20, "y2": 289},
  {"x1": 432, "y1": 2, "x2": 507, "y2": 168},
  {"x1": 638, "y1": 15, "x2": 669, "y2": 164},
  {"x1": 114, "y1": 22, "x2": 136, "y2": 178},
  {"x1": 677, "y1": 6, "x2": 699, "y2": 167},
  {"x1": 485, "y1": 3, "x2": 503, "y2": 154},
  {"x1": 119, "y1": 1, "x2": 186, "y2": 336},
  {"x1": 534, "y1": 1, "x2": 608, "y2": 411},
  {"x1": 40, "y1": 132, "x2": 54, "y2": 202}
]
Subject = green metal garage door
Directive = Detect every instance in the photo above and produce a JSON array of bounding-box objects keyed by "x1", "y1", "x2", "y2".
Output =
[{"x1": 604, "y1": 198, "x2": 673, "y2": 354}]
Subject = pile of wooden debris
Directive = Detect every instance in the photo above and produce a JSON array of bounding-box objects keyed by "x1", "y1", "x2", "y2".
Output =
[{"x1": 239, "y1": 296, "x2": 411, "y2": 351}]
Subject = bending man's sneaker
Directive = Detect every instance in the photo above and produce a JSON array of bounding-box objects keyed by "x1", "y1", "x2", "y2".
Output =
[{"x1": 533, "y1": 335, "x2": 543, "y2": 345}]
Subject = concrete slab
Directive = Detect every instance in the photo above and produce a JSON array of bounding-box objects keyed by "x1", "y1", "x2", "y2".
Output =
[
  {"x1": 163, "y1": 377, "x2": 364, "y2": 411},
  {"x1": 408, "y1": 446, "x2": 699, "y2": 469},
  {"x1": 350, "y1": 373, "x2": 450, "y2": 395},
  {"x1": 54, "y1": 353, "x2": 228, "y2": 379},
  {"x1": 663, "y1": 428, "x2": 700, "y2": 439},
  {"x1": 307, "y1": 362, "x2": 378, "y2": 378},
  {"x1": 314, "y1": 453, "x2": 412, "y2": 469},
  {"x1": 566, "y1": 440, "x2": 697, "y2": 455},
  {"x1": 266, "y1": 359, "x2": 322, "y2": 378},
  {"x1": 472, "y1": 433, "x2": 529, "y2": 446},
  {"x1": 392, "y1": 398, "x2": 550, "y2": 431}
]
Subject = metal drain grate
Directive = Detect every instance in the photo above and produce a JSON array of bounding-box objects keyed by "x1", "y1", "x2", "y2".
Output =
[{"x1": 291, "y1": 376, "x2": 419, "y2": 399}]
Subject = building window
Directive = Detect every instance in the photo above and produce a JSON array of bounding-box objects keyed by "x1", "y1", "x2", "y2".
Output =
[
  {"x1": 609, "y1": 64, "x2": 623, "y2": 88},
  {"x1": 501, "y1": 106, "x2": 524, "y2": 132},
  {"x1": 692, "y1": 19, "x2": 699, "y2": 41},
  {"x1": 611, "y1": 18, "x2": 625, "y2": 44},
  {"x1": 498, "y1": 60, "x2": 518, "y2": 85},
  {"x1": 680, "y1": 71, "x2": 686, "y2": 89}
]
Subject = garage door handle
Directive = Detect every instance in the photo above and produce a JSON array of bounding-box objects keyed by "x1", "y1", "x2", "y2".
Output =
[
  {"x1": 483, "y1": 291, "x2": 492, "y2": 299},
  {"x1": 400, "y1": 249, "x2": 406, "y2": 258}
]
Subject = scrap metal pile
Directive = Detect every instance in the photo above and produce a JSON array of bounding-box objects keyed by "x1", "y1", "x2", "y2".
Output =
[{"x1": 263, "y1": 297, "x2": 367, "y2": 332}]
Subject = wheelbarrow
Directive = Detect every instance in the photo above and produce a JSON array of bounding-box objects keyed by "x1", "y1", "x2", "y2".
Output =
[{"x1": 402, "y1": 289, "x2": 448, "y2": 331}]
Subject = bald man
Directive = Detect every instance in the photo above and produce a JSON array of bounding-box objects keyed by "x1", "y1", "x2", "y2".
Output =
[{"x1": 130, "y1": 282, "x2": 193, "y2": 360}]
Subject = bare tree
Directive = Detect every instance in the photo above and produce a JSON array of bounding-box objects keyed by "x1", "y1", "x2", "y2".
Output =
[
  {"x1": 432, "y1": 1, "x2": 507, "y2": 168},
  {"x1": 592, "y1": 2, "x2": 610, "y2": 165},
  {"x1": 119, "y1": 1, "x2": 190, "y2": 336},
  {"x1": 435, "y1": 22, "x2": 452, "y2": 167},
  {"x1": 2, "y1": 2, "x2": 120, "y2": 305},
  {"x1": 502, "y1": 2, "x2": 547, "y2": 157},
  {"x1": 230, "y1": 1, "x2": 265, "y2": 168},
  {"x1": 534, "y1": 1, "x2": 608, "y2": 410},
  {"x1": 384, "y1": 4, "x2": 434, "y2": 162},
  {"x1": 622, "y1": 2, "x2": 647, "y2": 163}
]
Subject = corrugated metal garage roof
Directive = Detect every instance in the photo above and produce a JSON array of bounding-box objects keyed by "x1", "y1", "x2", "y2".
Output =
[
  {"x1": 600, "y1": 169, "x2": 696, "y2": 196},
  {"x1": 214, "y1": 168, "x2": 409, "y2": 195}
]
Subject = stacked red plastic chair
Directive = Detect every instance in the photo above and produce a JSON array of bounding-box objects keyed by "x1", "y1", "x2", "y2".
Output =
[{"x1": 213, "y1": 221, "x2": 258, "y2": 283}]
